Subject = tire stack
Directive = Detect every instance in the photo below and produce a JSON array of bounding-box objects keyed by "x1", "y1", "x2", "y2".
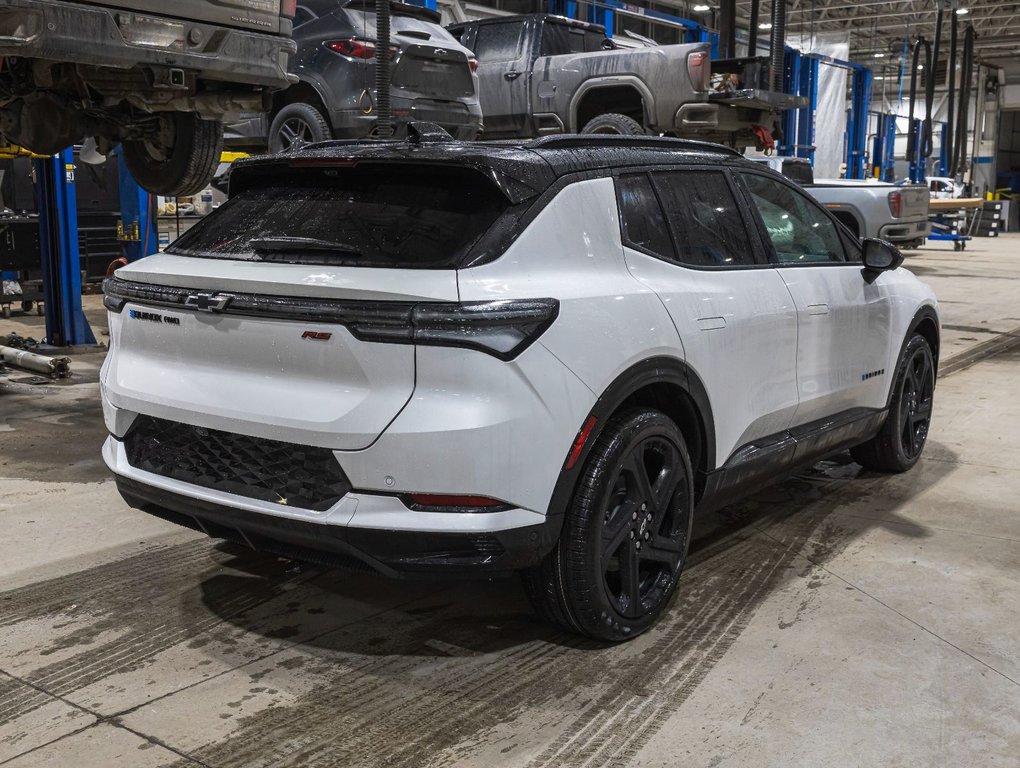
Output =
[{"x1": 971, "y1": 200, "x2": 1003, "y2": 238}]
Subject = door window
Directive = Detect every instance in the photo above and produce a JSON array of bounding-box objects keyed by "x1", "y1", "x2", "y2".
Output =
[
  {"x1": 741, "y1": 173, "x2": 847, "y2": 264},
  {"x1": 473, "y1": 21, "x2": 525, "y2": 62},
  {"x1": 616, "y1": 173, "x2": 674, "y2": 260},
  {"x1": 652, "y1": 170, "x2": 756, "y2": 268},
  {"x1": 540, "y1": 22, "x2": 605, "y2": 56}
]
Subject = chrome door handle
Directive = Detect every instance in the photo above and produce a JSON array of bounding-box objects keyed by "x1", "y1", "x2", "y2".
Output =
[
  {"x1": 504, "y1": 71, "x2": 522, "y2": 80},
  {"x1": 806, "y1": 303, "x2": 830, "y2": 315}
]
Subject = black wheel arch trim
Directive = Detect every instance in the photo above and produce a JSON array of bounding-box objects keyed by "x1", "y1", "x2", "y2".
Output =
[
  {"x1": 888, "y1": 305, "x2": 940, "y2": 410},
  {"x1": 546, "y1": 356, "x2": 716, "y2": 521}
]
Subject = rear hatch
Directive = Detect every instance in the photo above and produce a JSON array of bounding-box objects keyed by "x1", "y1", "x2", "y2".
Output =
[
  {"x1": 393, "y1": 42, "x2": 474, "y2": 100},
  {"x1": 103, "y1": 162, "x2": 512, "y2": 450},
  {"x1": 82, "y1": 0, "x2": 284, "y2": 35}
]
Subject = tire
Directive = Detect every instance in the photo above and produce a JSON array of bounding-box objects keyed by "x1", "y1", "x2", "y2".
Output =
[
  {"x1": 1, "y1": 305, "x2": 10, "y2": 318},
  {"x1": 851, "y1": 333, "x2": 935, "y2": 472},
  {"x1": 523, "y1": 408, "x2": 695, "y2": 642},
  {"x1": 580, "y1": 113, "x2": 646, "y2": 135},
  {"x1": 122, "y1": 112, "x2": 223, "y2": 197},
  {"x1": 269, "y1": 102, "x2": 332, "y2": 153},
  {"x1": 20, "y1": 301, "x2": 32, "y2": 313}
]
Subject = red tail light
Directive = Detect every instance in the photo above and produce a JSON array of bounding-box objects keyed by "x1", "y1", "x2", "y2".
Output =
[
  {"x1": 888, "y1": 190, "x2": 903, "y2": 218},
  {"x1": 687, "y1": 51, "x2": 710, "y2": 91},
  {"x1": 325, "y1": 39, "x2": 397, "y2": 60},
  {"x1": 280, "y1": 0, "x2": 297, "y2": 18},
  {"x1": 468, "y1": 57, "x2": 479, "y2": 73},
  {"x1": 404, "y1": 493, "x2": 510, "y2": 511}
]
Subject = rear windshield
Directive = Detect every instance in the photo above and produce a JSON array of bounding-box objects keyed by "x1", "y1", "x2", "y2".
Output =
[{"x1": 167, "y1": 164, "x2": 510, "y2": 269}]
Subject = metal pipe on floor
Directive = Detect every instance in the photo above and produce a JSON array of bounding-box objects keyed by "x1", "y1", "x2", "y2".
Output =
[{"x1": 0, "y1": 345, "x2": 71, "y2": 377}]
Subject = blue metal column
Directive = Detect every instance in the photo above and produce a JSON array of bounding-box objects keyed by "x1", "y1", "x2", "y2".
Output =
[
  {"x1": 116, "y1": 149, "x2": 157, "y2": 263},
  {"x1": 33, "y1": 148, "x2": 96, "y2": 346},
  {"x1": 796, "y1": 55, "x2": 819, "y2": 163},
  {"x1": 845, "y1": 65, "x2": 872, "y2": 179},
  {"x1": 937, "y1": 121, "x2": 949, "y2": 177},
  {"x1": 871, "y1": 113, "x2": 897, "y2": 181}
]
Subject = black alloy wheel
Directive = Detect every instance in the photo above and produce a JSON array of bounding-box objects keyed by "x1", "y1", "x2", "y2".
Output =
[
  {"x1": 600, "y1": 435, "x2": 690, "y2": 619},
  {"x1": 851, "y1": 333, "x2": 935, "y2": 473},
  {"x1": 898, "y1": 343, "x2": 934, "y2": 461},
  {"x1": 523, "y1": 408, "x2": 694, "y2": 641}
]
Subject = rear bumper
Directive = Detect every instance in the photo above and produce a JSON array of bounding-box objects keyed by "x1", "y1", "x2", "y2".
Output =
[
  {"x1": 0, "y1": 0, "x2": 295, "y2": 89},
  {"x1": 879, "y1": 219, "x2": 931, "y2": 242},
  {"x1": 105, "y1": 436, "x2": 561, "y2": 577}
]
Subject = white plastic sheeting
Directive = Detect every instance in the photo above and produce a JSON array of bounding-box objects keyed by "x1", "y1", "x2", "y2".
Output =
[{"x1": 789, "y1": 32, "x2": 850, "y2": 179}]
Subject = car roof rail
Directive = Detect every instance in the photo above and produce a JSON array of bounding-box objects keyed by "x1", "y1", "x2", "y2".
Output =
[{"x1": 527, "y1": 134, "x2": 743, "y2": 157}]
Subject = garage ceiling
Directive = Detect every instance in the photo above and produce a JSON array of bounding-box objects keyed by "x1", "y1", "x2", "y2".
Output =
[{"x1": 732, "y1": 1, "x2": 1020, "y2": 65}]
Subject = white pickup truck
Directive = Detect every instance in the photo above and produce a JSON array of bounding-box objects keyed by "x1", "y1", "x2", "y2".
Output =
[{"x1": 751, "y1": 157, "x2": 931, "y2": 249}]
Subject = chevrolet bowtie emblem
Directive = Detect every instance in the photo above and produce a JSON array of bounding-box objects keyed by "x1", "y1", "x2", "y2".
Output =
[{"x1": 185, "y1": 292, "x2": 233, "y2": 313}]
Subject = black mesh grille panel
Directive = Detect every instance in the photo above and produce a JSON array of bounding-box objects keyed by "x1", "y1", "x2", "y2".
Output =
[{"x1": 124, "y1": 417, "x2": 351, "y2": 512}]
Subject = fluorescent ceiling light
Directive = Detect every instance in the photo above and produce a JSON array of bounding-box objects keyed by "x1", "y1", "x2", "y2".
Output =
[
  {"x1": 917, "y1": 64, "x2": 924, "y2": 70},
  {"x1": 759, "y1": 22, "x2": 772, "y2": 29},
  {"x1": 874, "y1": 76, "x2": 886, "y2": 80},
  {"x1": 874, "y1": 52, "x2": 885, "y2": 58},
  {"x1": 956, "y1": 7, "x2": 969, "y2": 14},
  {"x1": 693, "y1": 4, "x2": 710, "y2": 11}
]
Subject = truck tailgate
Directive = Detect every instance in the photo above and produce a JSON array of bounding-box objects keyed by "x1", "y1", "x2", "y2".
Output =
[{"x1": 80, "y1": 0, "x2": 282, "y2": 35}]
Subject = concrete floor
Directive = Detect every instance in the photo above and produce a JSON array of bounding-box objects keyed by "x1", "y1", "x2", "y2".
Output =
[{"x1": 2, "y1": 235, "x2": 1020, "y2": 767}]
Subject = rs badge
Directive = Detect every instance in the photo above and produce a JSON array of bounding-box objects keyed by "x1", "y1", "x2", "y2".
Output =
[{"x1": 301, "y1": 331, "x2": 332, "y2": 341}]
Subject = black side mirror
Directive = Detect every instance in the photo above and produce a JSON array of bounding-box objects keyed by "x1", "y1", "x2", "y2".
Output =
[{"x1": 862, "y1": 238, "x2": 903, "y2": 273}]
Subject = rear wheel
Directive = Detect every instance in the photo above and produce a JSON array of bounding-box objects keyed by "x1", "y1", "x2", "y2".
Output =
[
  {"x1": 851, "y1": 333, "x2": 935, "y2": 472},
  {"x1": 523, "y1": 408, "x2": 694, "y2": 641},
  {"x1": 122, "y1": 112, "x2": 223, "y2": 197},
  {"x1": 581, "y1": 113, "x2": 645, "y2": 135},
  {"x1": 269, "y1": 102, "x2": 332, "y2": 153}
]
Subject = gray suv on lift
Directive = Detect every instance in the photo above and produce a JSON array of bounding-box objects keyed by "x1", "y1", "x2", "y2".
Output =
[{"x1": 228, "y1": 0, "x2": 482, "y2": 151}]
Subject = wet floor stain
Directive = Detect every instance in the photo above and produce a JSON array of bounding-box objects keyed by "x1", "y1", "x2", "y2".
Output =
[{"x1": 0, "y1": 459, "x2": 884, "y2": 768}]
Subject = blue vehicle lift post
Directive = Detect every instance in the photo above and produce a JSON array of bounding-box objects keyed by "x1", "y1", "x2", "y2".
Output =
[
  {"x1": 845, "y1": 64, "x2": 872, "y2": 179},
  {"x1": 116, "y1": 148, "x2": 158, "y2": 264},
  {"x1": 33, "y1": 147, "x2": 96, "y2": 346},
  {"x1": 871, "y1": 112, "x2": 897, "y2": 181}
]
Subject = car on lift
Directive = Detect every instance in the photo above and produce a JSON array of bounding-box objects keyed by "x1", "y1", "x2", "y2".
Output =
[
  {"x1": 226, "y1": 0, "x2": 482, "y2": 151},
  {"x1": 101, "y1": 127, "x2": 939, "y2": 642},
  {"x1": 0, "y1": 0, "x2": 297, "y2": 196}
]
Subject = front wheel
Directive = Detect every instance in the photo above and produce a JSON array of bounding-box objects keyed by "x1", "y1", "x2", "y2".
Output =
[
  {"x1": 851, "y1": 333, "x2": 935, "y2": 472},
  {"x1": 122, "y1": 112, "x2": 223, "y2": 197},
  {"x1": 580, "y1": 113, "x2": 646, "y2": 135},
  {"x1": 523, "y1": 408, "x2": 694, "y2": 641}
]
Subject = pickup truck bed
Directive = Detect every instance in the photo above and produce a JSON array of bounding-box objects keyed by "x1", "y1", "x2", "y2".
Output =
[{"x1": 807, "y1": 180, "x2": 931, "y2": 248}]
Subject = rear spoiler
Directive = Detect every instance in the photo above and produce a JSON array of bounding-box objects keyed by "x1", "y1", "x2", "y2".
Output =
[{"x1": 344, "y1": 0, "x2": 441, "y2": 24}]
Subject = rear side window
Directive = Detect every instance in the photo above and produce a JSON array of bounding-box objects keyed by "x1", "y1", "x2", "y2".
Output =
[
  {"x1": 652, "y1": 170, "x2": 756, "y2": 267},
  {"x1": 168, "y1": 164, "x2": 511, "y2": 269},
  {"x1": 616, "y1": 174, "x2": 674, "y2": 260},
  {"x1": 540, "y1": 23, "x2": 605, "y2": 56},
  {"x1": 473, "y1": 21, "x2": 525, "y2": 62}
]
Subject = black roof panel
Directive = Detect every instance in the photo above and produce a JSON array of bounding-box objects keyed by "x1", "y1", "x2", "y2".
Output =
[{"x1": 228, "y1": 131, "x2": 747, "y2": 203}]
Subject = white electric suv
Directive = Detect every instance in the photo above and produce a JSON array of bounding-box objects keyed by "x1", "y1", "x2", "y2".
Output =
[{"x1": 101, "y1": 126, "x2": 939, "y2": 641}]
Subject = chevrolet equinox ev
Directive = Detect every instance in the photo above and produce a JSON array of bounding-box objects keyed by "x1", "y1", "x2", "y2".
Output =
[{"x1": 101, "y1": 126, "x2": 939, "y2": 641}]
